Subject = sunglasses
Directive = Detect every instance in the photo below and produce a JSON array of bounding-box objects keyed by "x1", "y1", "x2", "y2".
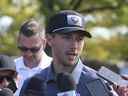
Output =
[{"x1": 17, "y1": 46, "x2": 41, "y2": 53}]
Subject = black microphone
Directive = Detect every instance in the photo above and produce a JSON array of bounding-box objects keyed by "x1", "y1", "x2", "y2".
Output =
[
  {"x1": 56, "y1": 73, "x2": 77, "y2": 96},
  {"x1": 0, "y1": 88, "x2": 13, "y2": 96},
  {"x1": 21, "y1": 76, "x2": 45, "y2": 96},
  {"x1": 97, "y1": 66, "x2": 128, "y2": 86}
]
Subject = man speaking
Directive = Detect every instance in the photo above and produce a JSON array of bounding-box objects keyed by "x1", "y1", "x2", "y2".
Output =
[{"x1": 20, "y1": 10, "x2": 128, "y2": 96}]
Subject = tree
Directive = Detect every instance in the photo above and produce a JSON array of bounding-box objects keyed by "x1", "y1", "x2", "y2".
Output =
[
  {"x1": 38, "y1": 0, "x2": 128, "y2": 26},
  {"x1": 84, "y1": 33, "x2": 128, "y2": 62},
  {"x1": 0, "y1": 0, "x2": 39, "y2": 56},
  {"x1": 0, "y1": 0, "x2": 128, "y2": 62}
]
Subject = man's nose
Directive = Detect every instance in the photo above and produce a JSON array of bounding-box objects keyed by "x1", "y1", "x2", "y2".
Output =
[{"x1": 70, "y1": 39, "x2": 79, "y2": 49}]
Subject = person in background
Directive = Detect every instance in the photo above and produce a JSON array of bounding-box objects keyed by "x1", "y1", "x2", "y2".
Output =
[
  {"x1": 14, "y1": 19, "x2": 52, "y2": 96},
  {"x1": 0, "y1": 54, "x2": 17, "y2": 94},
  {"x1": 0, "y1": 88, "x2": 14, "y2": 96}
]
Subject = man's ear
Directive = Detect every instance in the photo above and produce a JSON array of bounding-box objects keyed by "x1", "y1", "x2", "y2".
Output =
[{"x1": 46, "y1": 34, "x2": 53, "y2": 47}]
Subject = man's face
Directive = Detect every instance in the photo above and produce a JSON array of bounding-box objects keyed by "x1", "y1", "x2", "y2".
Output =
[
  {"x1": 0, "y1": 70, "x2": 14, "y2": 88},
  {"x1": 48, "y1": 32, "x2": 85, "y2": 67},
  {"x1": 17, "y1": 34, "x2": 46, "y2": 65}
]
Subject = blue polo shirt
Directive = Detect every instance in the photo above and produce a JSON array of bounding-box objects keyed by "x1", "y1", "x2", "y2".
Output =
[{"x1": 20, "y1": 59, "x2": 113, "y2": 96}]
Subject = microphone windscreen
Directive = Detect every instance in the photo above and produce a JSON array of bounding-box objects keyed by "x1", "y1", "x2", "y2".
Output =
[
  {"x1": 56, "y1": 73, "x2": 76, "y2": 92},
  {"x1": 23, "y1": 76, "x2": 45, "y2": 96},
  {"x1": 0, "y1": 88, "x2": 13, "y2": 96}
]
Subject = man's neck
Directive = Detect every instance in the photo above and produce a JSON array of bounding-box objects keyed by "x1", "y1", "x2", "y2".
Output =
[{"x1": 53, "y1": 61, "x2": 77, "y2": 74}]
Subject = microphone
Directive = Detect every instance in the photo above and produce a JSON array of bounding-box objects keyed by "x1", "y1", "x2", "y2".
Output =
[
  {"x1": 21, "y1": 76, "x2": 45, "y2": 96},
  {"x1": 97, "y1": 66, "x2": 128, "y2": 86},
  {"x1": 56, "y1": 73, "x2": 77, "y2": 96},
  {"x1": 0, "y1": 88, "x2": 13, "y2": 96},
  {"x1": 86, "y1": 66, "x2": 128, "y2": 96}
]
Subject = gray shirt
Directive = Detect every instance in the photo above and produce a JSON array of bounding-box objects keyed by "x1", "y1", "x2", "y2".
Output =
[{"x1": 20, "y1": 59, "x2": 115, "y2": 96}]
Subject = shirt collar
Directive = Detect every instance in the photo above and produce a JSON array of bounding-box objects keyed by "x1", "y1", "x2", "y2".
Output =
[
  {"x1": 71, "y1": 59, "x2": 84, "y2": 84},
  {"x1": 46, "y1": 59, "x2": 84, "y2": 85},
  {"x1": 38, "y1": 51, "x2": 52, "y2": 69},
  {"x1": 17, "y1": 57, "x2": 27, "y2": 70}
]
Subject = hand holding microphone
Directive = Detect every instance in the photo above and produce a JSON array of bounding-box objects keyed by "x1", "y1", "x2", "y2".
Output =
[
  {"x1": 97, "y1": 66, "x2": 128, "y2": 96},
  {"x1": 97, "y1": 66, "x2": 128, "y2": 86}
]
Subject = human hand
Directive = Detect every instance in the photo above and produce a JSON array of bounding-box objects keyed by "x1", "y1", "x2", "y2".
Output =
[
  {"x1": 114, "y1": 85, "x2": 128, "y2": 96},
  {"x1": 113, "y1": 75, "x2": 128, "y2": 96}
]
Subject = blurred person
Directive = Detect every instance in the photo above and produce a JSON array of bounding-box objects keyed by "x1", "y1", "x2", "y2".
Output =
[
  {"x1": 0, "y1": 88, "x2": 14, "y2": 96},
  {"x1": 0, "y1": 54, "x2": 17, "y2": 94},
  {"x1": 20, "y1": 10, "x2": 128, "y2": 96},
  {"x1": 14, "y1": 19, "x2": 52, "y2": 96}
]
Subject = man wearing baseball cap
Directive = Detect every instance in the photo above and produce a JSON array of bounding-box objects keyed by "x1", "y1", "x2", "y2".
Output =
[
  {"x1": 46, "y1": 10, "x2": 91, "y2": 37},
  {"x1": 0, "y1": 55, "x2": 17, "y2": 94},
  {"x1": 20, "y1": 10, "x2": 128, "y2": 96}
]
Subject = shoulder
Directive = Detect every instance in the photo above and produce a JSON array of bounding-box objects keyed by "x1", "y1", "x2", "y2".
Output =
[
  {"x1": 81, "y1": 64, "x2": 112, "y2": 90},
  {"x1": 83, "y1": 65, "x2": 97, "y2": 75},
  {"x1": 35, "y1": 67, "x2": 50, "y2": 80},
  {"x1": 39, "y1": 52, "x2": 53, "y2": 69},
  {"x1": 42, "y1": 52, "x2": 52, "y2": 62},
  {"x1": 81, "y1": 64, "x2": 100, "y2": 81}
]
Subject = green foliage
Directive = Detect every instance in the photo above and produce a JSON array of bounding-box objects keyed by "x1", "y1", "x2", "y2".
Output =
[
  {"x1": 81, "y1": 39, "x2": 110, "y2": 61},
  {"x1": 83, "y1": 33, "x2": 128, "y2": 62},
  {"x1": 0, "y1": 0, "x2": 40, "y2": 56},
  {"x1": 0, "y1": 0, "x2": 128, "y2": 62}
]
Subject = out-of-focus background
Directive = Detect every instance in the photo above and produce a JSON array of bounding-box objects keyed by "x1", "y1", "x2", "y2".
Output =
[{"x1": 0, "y1": 0, "x2": 128, "y2": 74}]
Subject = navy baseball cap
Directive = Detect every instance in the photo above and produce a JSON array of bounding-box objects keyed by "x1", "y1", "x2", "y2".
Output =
[{"x1": 46, "y1": 10, "x2": 91, "y2": 38}]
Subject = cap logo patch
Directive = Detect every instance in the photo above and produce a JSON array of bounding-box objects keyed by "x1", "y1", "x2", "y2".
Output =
[{"x1": 67, "y1": 15, "x2": 82, "y2": 26}]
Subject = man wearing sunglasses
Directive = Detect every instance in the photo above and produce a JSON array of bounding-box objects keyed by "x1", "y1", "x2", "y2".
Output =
[
  {"x1": 14, "y1": 19, "x2": 52, "y2": 96},
  {"x1": 0, "y1": 54, "x2": 17, "y2": 95}
]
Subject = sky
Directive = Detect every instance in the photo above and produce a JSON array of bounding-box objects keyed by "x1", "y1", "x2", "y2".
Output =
[
  {"x1": 0, "y1": 16, "x2": 13, "y2": 34},
  {"x1": 91, "y1": 27, "x2": 112, "y2": 39},
  {"x1": 91, "y1": 26, "x2": 128, "y2": 39},
  {"x1": 84, "y1": 15, "x2": 128, "y2": 39}
]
